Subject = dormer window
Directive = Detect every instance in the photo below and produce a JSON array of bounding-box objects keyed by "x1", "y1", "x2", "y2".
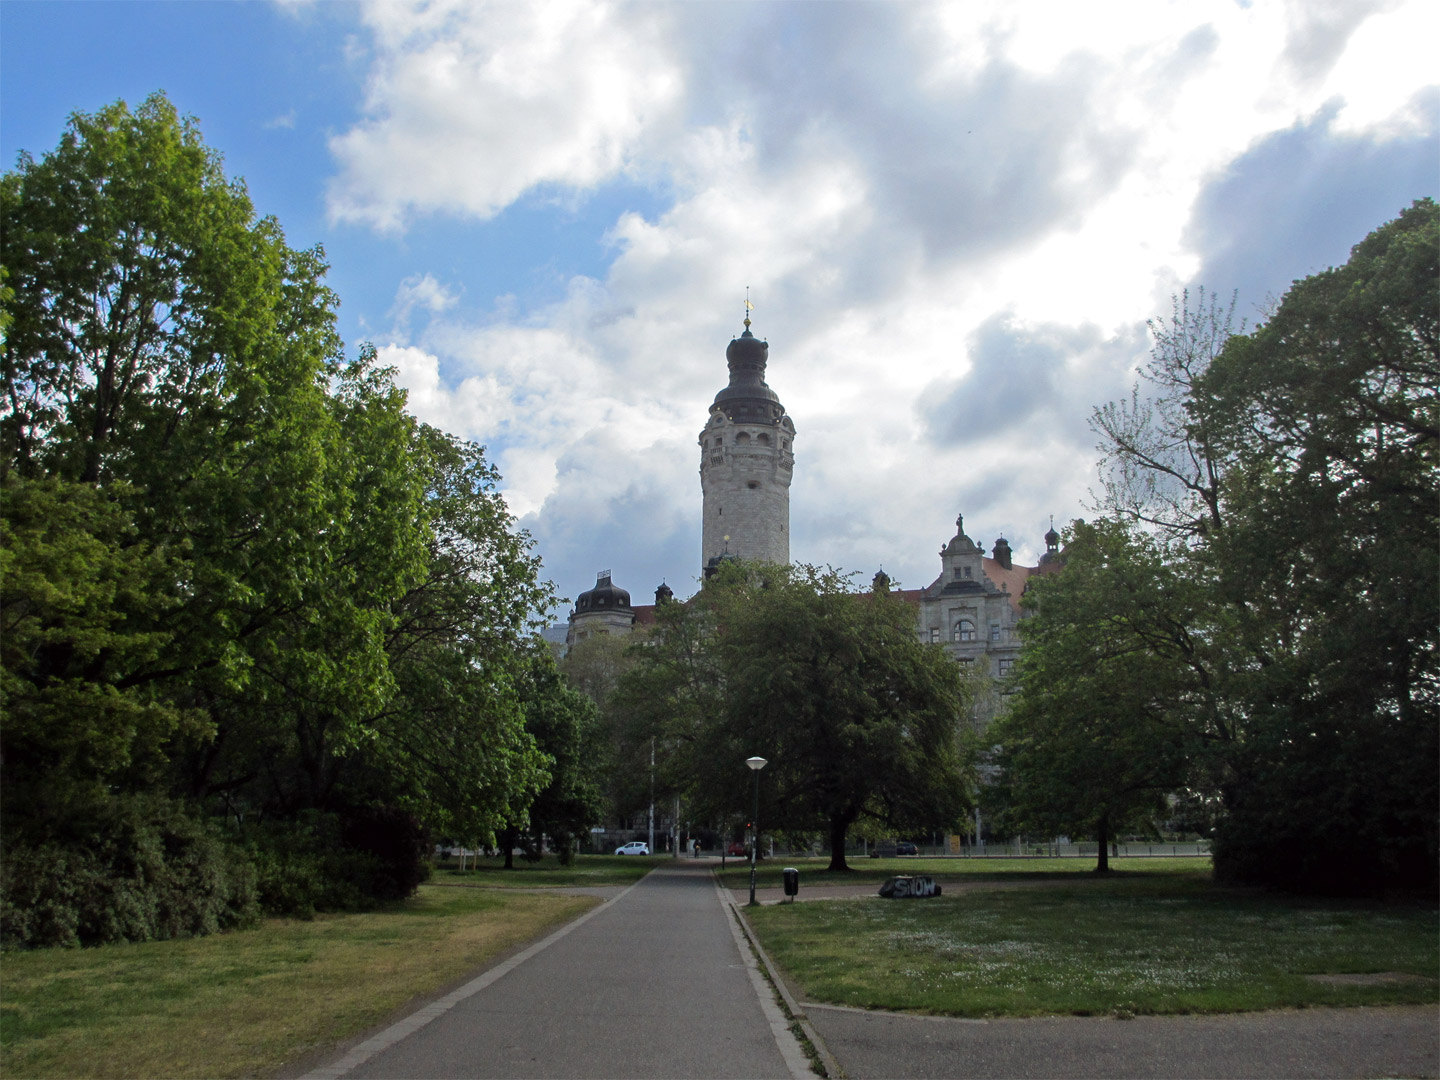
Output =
[{"x1": 964, "y1": 566, "x2": 972, "y2": 578}]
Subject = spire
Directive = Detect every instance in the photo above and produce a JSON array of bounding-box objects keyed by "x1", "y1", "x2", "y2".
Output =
[{"x1": 743, "y1": 286, "x2": 752, "y2": 332}]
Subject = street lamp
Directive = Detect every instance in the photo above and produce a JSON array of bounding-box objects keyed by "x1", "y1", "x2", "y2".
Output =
[{"x1": 746, "y1": 756, "x2": 767, "y2": 906}]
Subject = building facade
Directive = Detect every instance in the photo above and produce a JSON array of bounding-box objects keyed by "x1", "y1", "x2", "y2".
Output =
[{"x1": 561, "y1": 316, "x2": 1061, "y2": 674}]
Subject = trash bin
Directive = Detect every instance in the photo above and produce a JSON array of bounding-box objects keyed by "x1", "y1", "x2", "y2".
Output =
[{"x1": 782, "y1": 866, "x2": 799, "y2": 899}]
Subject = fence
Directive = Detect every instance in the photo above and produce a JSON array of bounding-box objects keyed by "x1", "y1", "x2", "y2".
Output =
[{"x1": 830, "y1": 839, "x2": 1212, "y2": 859}]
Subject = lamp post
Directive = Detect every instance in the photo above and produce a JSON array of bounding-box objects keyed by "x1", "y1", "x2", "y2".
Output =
[{"x1": 746, "y1": 756, "x2": 767, "y2": 906}]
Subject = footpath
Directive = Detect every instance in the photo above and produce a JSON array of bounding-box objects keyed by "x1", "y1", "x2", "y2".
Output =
[
  {"x1": 304, "y1": 860, "x2": 1438, "y2": 1079},
  {"x1": 303, "y1": 861, "x2": 808, "y2": 1079}
]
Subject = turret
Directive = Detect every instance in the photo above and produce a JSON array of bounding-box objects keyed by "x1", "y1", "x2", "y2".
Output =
[{"x1": 699, "y1": 311, "x2": 795, "y2": 574}]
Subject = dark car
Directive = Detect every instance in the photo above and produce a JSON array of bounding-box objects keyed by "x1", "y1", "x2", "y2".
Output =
[{"x1": 895, "y1": 841, "x2": 918, "y2": 856}]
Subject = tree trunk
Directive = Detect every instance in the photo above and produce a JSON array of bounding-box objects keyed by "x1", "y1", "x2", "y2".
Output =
[
  {"x1": 1095, "y1": 810, "x2": 1111, "y2": 873},
  {"x1": 501, "y1": 825, "x2": 518, "y2": 870},
  {"x1": 826, "y1": 815, "x2": 851, "y2": 872}
]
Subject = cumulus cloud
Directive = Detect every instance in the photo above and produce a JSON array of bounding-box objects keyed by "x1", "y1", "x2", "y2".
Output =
[
  {"x1": 330, "y1": 0, "x2": 1438, "y2": 597},
  {"x1": 1185, "y1": 96, "x2": 1439, "y2": 315},
  {"x1": 327, "y1": 0, "x2": 684, "y2": 231},
  {"x1": 389, "y1": 273, "x2": 460, "y2": 329}
]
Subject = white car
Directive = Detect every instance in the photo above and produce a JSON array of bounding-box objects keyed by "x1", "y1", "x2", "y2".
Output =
[{"x1": 614, "y1": 841, "x2": 650, "y2": 855}]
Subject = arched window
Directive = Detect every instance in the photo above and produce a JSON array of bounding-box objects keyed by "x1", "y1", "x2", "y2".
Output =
[
  {"x1": 735, "y1": 432, "x2": 751, "y2": 445},
  {"x1": 953, "y1": 619, "x2": 976, "y2": 642},
  {"x1": 756, "y1": 433, "x2": 771, "y2": 446}
]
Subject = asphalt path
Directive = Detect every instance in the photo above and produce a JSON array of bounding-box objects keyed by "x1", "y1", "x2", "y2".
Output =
[
  {"x1": 804, "y1": 1002, "x2": 1439, "y2": 1079},
  {"x1": 302, "y1": 861, "x2": 1437, "y2": 1080},
  {"x1": 304, "y1": 861, "x2": 809, "y2": 1079}
]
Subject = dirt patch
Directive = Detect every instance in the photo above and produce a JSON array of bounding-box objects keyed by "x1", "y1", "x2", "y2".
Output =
[{"x1": 1304, "y1": 971, "x2": 1436, "y2": 987}]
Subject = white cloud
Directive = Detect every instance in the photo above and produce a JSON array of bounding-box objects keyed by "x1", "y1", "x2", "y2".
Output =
[
  {"x1": 389, "y1": 273, "x2": 459, "y2": 328},
  {"x1": 327, "y1": 0, "x2": 683, "y2": 230},
  {"x1": 334, "y1": 0, "x2": 1438, "y2": 596}
]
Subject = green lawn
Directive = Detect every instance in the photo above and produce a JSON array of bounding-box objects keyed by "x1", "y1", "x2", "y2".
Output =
[
  {"x1": 716, "y1": 854, "x2": 1208, "y2": 890},
  {"x1": 745, "y1": 869, "x2": 1438, "y2": 1018},
  {"x1": 0, "y1": 885, "x2": 597, "y2": 1079},
  {"x1": 433, "y1": 852, "x2": 666, "y2": 887}
]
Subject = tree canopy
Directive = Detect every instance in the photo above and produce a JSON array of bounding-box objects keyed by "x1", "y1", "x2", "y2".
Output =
[
  {"x1": 994, "y1": 519, "x2": 1222, "y2": 871},
  {"x1": 1, "y1": 94, "x2": 566, "y2": 943},
  {"x1": 617, "y1": 562, "x2": 976, "y2": 870},
  {"x1": 1063, "y1": 199, "x2": 1439, "y2": 893}
]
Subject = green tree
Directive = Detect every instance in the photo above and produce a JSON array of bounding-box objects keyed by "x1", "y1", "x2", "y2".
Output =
[
  {"x1": 1191, "y1": 200, "x2": 1438, "y2": 892},
  {"x1": 1090, "y1": 201, "x2": 1439, "y2": 893},
  {"x1": 506, "y1": 650, "x2": 605, "y2": 866},
  {"x1": 621, "y1": 562, "x2": 975, "y2": 871},
  {"x1": 1, "y1": 96, "x2": 561, "y2": 925},
  {"x1": 994, "y1": 520, "x2": 1224, "y2": 871}
]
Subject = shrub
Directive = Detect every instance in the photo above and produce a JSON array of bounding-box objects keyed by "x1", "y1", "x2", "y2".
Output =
[{"x1": 0, "y1": 795, "x2": 256, "y2": 949}]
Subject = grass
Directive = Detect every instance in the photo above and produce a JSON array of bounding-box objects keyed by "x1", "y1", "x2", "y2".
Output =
[
  {"x1": 432, "y1": 851, "x2": 666, "y2": 887},
  {"x1": 0, "y1": 885, "x2": 597, "y2": 1079},
  {"x1": 715, "y1": 854, "x2": 1209, "y2": 890},
  {"x1": 745, "y1": 869, "x2": 1439, "y2": 1018}
]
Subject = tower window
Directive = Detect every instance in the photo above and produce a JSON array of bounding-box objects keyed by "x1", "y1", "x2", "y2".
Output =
[
  {"x1": 756, "y1": 433, "x2": 771, "y2": 446},
  {"x1": 736, "y1": 432, "x2": 751, "y2": 445},
  {"x1": 954, "y1": 619, "x2": 976, "y2": 642},
  {"x1": 746, "y1": 481, "x2": 759, "y2": 489}
]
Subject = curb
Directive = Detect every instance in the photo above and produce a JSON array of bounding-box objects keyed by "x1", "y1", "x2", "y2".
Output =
[{"x1": 731, "y1": 901, "x2": 847, "y2": 1080}]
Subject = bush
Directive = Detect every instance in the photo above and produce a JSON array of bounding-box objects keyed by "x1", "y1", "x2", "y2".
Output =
[
  {"x1": 245, "y1": 806, "x2": 430, "y2": 918},
  {"x1": 340, "y1": 805, "x2": 431, "y2": 901},
  {"x1": 0, "y1": 796, "x2": 256, "y2": 949}
]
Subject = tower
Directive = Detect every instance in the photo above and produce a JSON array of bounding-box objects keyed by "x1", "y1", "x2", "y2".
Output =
[{"x1": 699, "y1": 315, "x2": 795, "y2": 575}]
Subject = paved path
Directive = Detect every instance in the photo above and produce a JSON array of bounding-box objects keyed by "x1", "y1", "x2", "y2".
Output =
[
  {"x1": 304, "y1": 861, "x2": 809, "y2": 1079},
  {"x1": 804, "y1": 1002, "x2": 1438, "y2": 1079},
  {"x1": 305, "y1": 863, "x2": 1437, "y2": 1079}
]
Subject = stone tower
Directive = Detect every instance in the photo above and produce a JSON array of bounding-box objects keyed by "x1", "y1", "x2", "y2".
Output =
[{"x1": 699, "y1": 317, "x2": 795, "y2": 575}]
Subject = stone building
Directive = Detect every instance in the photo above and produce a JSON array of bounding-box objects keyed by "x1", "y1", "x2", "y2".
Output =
[
  {"x1": 898, "y1": 515, "x2": 1063, "y2": 681},
  {"x1": 699, "y1": 315, "x2": 795, "y2": 576},
  {"x1": 559, "y1": 314, "x2": 1061, "y2": 674}
]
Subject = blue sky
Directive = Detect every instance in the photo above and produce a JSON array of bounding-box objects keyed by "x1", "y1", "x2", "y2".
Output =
[{"x1": 4, "y1": 1, "x2": 1436, "y2": 614}]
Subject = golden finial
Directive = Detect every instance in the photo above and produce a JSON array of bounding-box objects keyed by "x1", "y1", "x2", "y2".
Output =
[{"x1": 743, "y1": 287, "x2": 752, "y2": 331}]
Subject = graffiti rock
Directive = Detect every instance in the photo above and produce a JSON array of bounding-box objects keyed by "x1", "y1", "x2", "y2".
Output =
[{"x1": 878, "y1": 875, "x2": 941, "y2": 898}]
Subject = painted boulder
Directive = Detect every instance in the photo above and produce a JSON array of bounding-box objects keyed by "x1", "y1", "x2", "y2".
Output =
[{"x1": 878, "y1": 875, "x2": 941, "y2": 898}]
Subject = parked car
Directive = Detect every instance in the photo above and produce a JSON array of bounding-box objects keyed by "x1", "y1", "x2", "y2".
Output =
[
  {"x1": 726, "y1": 841, "x2": 748, "y2": 857},
  {"x1": 615, "y1": 841, "x2": 650, "y2": 855},
  {"x1": 895, "y1": 841, "x2": 918, "y2": 856}
]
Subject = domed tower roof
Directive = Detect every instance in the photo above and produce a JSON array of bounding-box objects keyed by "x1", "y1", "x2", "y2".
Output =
[
  {"x1": 711, "y1": 324, "x2": 787, "y2": 424},
  {"x1": 1039, "y1": 517, "x2": 1062, "y2": 565},
  {"x1": 574, "y1": 570, "x2": 633, "y2": 614}
]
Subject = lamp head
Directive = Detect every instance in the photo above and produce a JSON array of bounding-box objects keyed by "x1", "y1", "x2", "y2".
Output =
[{"x1": 746, "y1": 756, "x2": 768, "y2": 771}]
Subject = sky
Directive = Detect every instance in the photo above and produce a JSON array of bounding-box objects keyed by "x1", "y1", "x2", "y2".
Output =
[{"x1": 4, "y1": 0, "x2": 1436, "y2": 617}]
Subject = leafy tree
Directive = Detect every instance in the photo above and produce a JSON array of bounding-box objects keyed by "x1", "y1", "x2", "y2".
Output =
[
  {"x1": 0, "y1": 476, "x2": 198, "y2": 839},
  {"x1": 498, "y1": 650, "x2": 605, "y2": 867},
  {"x1": 994, "y1": 520, "x2": 1223, "y2": 871},
  {"x1": 621, "y1": 562, "x2": 975, "y2": 871},
  {"x1": 1090, "y1": 201, "x2": 1439, "y2": 893},
  {"x1": 0, "y1": 93, "x2": 391, "y2": 819},
  {"x1": 1191, "y1": 199, "x2": 1439, "y2": 892},
  {"x1": 1, "y1": 96, "x2": 563, "y2": 929}
]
